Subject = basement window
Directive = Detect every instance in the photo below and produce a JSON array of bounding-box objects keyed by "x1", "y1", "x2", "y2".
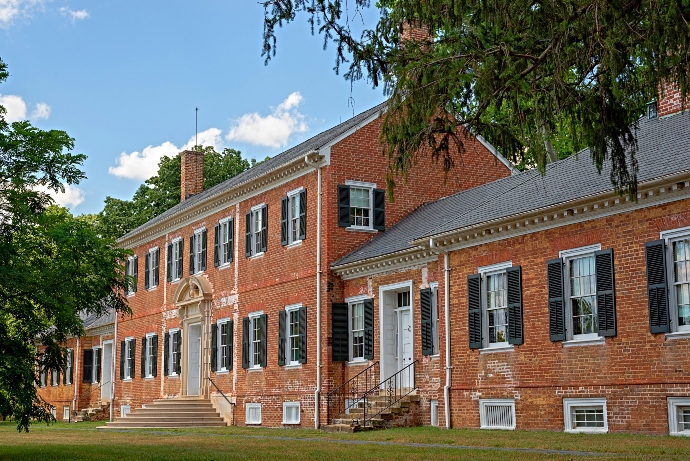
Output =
[
  {"x1": 246, "y1": 403, "x2": 261, "y2": 425},
  {"x1": 430, "y1": 400, "x2": 439, "y2": 427},
  {"x1": 479, "y1": 399, "x2": 516, "y2": 430},
  {"x1": 120, "y1": 405, "x2": 131, "y2": 418},
  {"x1": 282, "y1": 402, "x2": 300, "y2": 425},
  {"x1": 668, "y1": 397, "x2": 690, "y2": 436},
  {"x1": 563, "y1": 398, "x2": 607, "y2": 433}
]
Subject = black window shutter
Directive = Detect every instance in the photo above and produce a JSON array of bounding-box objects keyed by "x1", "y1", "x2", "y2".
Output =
[
  {"x1": 242, "y1": 317, "x2": 249, "y2": 369},
  {"x1": 119, "y1": 341, "x2": 125, "y2": 380},
  {"x1": 468, "y1": 274, "x2": 482, "y2": 349},
  {"x1": 364, "y1": 298, "x2": 374, "y2": 360},
  {"x1": 214, "y1": 224, "x2": 220, "y2": 267},
  {"x1": 189, "y1": 235, "x2": 195, "y2": 275},
  {"x1": 259, "y1": 314, "x2": 268, "y2": 368},
  {"x1": 164, "y1": 332, "x2": 170, "y2": 377},
  {"x1": 420, "y1": 288, "x2": 433, "y2": 355},
  {"x1": 227, "y1": 219, "x2": 234, "y2": 263},
  {"x1": 646, "y1": 240, "x2": 670, "y2": 333},
  {"x1": 281, "y1": 196, "x2": 288, "y2": 246},
  {"x1": 595, "y1": 249, "x2": 616, "y2": 337},
  {"x1": 151, "y1": 335, "x2": 158, "y2": 377},
  {"x1": 83, "y1": 349, "x2": 93, "y2": 383},
  {"x1": 245, "y1": 212, "x2": 252, "y2": 257},
  {"x1": 176, "y1": 240, "x2": 183, "y2": 280},
  {"x1": 261, "y1": 206, "x2": 268, "y2": 253},
  {"x1": 130, "y1": 338, "x2": 136, "y2": 379},
  {"x1": 507, "y1": 266, "x2": 524, "y2": 345},
  {"x1": 141, "y1": 336, "x2": 147, "y2": 378},
  {"x1": 211, "y1": 323, "x2": 218, "y2": 372},
  {"x1": 278, "y1": 310, "x2": 286, "y2": 366},
  {"x1": 373, "y1": 189, "x2": 385, "y2": 231},
  {"x1": 227, "y1": 321, "x2": 233, "y2": 370},
  {"x1": 154, "y1": 248, "x2": 160, "y2": 286},
  {"x1": 166, "y1": 244, "x2": 173, "y2": 282},
  {"x1": 132, "y1": 256, "x2": 138, "y2": 293},
  {"x1": 175, "y1": 333, "x2": 181, "y2": 374},
  {"x1": 298, "y1": 306, "x2": 307, "y2": 364},
  {"x1": 547, "y1": 258, "x2": 566, "y2": 341},
  {"x1": 144, "y1": 252, "x2": 150, "y2": 289},
  {"x1": 299, "y1": 189, "x2": 307, "y2": 240},
  {"x1": 338, "y1": 185, "x2": 350, "y2": 227},
  {"x1": 331, "y1": 303, "x2": 349, "y2": 361}
]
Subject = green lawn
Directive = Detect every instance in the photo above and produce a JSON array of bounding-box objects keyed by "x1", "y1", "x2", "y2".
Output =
[{"x1": 1, "y1": 421, "x2": 689, "y2": 460}]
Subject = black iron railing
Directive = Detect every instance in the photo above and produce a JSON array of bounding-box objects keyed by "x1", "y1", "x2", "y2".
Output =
[
  {"x1": 207, "y1": 377, "x2": 235, "y2": 426},
  {"x1": 76, "y1": 380, "x2": 111, "y2": 403},
  {"x1": 326, "y1": 361, "x2": 379, "y2": 425},
  {"x1": 361, "y1": 360, "x2": 417, "y2": 427}
]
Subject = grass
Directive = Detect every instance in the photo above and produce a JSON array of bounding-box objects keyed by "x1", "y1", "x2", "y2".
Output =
[{"x1": 1, "y1": 421, "x2": 690, "y2": 460}]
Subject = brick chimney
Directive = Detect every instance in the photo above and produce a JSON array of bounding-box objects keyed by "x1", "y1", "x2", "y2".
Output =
[
  {"x1": 657, "y1": 83, "x2": 687, "y2": 118},
  {"x1": 180, "y1": 150, "x2": 204, "y2": 201}
]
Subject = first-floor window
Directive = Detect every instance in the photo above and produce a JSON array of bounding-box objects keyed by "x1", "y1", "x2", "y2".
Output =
[
  {"x1": 242, "y1": 312, "x2": 266, "y2": 369},
  {"x1": 279, "y1": 304, "x2": 306, "y2": 366},
  {"x1": 39, "y1": 361, "x2": 47, "y2": 388},
  {"x1": 141, "y1": 333, "x2": 158, "y2": 378},
  {"x1": 331, "y1": 298, "x2": 373, "y2": 362},
  {"x1": 64, "y1": 349, "x2": 73, "y2": 385},
  {"x1": 164, "y1": 329, "x2": 181, "y2": 376},
  {"x1": 649, "y1": 230, "x2": 690, "y2": 334},
  {"x1": 121, "y1": 338, "x2": 135, "y2": 380},
  {"x1": 350, "y1": 301, "x2": 364, "y2": 360},
  {"x1": 82, "y1": 348, "x2": 100, "y2": 383},
  {"x1": 421, "y1": 285, "x2": 440, "y2": 356},
  {"x1": 213, "y1": 319, "x2": 232, "y2": 372},
  {"x1": 563, "y1": 398, "x2": 608, "y2": 433},
  {"x1": 92, "y1": 347, "x2": 101, "y2": 383}
]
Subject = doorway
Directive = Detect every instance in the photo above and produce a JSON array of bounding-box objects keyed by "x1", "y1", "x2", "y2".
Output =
[
  {"x1": 187, "y1": 323, "x2": 202, "y2": 396},
  {"x1": 379, "y1": 281, "x2": 414, "y2": 388},
  {"x1": 101, "y1": 342, "x2": 113, "y2": 401}
]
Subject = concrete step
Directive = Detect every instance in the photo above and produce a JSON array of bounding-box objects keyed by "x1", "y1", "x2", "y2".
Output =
[
  {"x1": 114, "y1": 416, "x2": 224, "y2": 423},
  {"x1": 105, "y1": 421, "x2": 226, "y2": 428},
  {"x1": 104, "y1": 398, "x2": 227, "y2": 429}
]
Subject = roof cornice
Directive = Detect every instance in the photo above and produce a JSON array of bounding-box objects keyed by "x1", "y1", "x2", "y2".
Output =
[{"x1": 332, "y1": 248, "x2": 438, "y2": 280}]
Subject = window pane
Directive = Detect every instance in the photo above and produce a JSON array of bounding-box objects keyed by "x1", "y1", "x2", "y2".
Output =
[
  {"x1": 573, "y1": 408, "x2": 604, "y2": 428},
  {"x1": 570, "y1": 256, "x2": 597, "y2": 335},
  {"x1": 487, "y1": 272, "x2": 508, "y2": 344},
  {"x1": 680, "y1": 407, "x2": 690, "y2": 432}
]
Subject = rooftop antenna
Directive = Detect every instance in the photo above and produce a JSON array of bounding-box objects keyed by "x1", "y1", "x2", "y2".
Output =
[
  {"x1": 195, "y1": 107, "x2": 199, "y2": 149},
  {"x1": 348, "y1": 96, "x2": 355, "y2": 118}
]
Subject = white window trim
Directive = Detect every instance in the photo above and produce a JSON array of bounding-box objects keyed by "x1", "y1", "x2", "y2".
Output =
[
  {"x1": 144, "y1": 332, "x2": 155, "y2": 379},
  {"x1": 147, "y1": 246, "x2": 159, "y2": 289},
  {"x1": 91, "y1": 346, "x2": 101, "y2": 384},
  {"x1": 218, "y1": 217, "x2": 232, "y2": 267},
  {"x1": 216, "y1": 318, "x2": 231, "y2": 373},
  {"x1": 429, "y1": 282, "x2": 440, "y2": 357},
  {"x1": 345, "y1": 179, "x2": 376, "y2": 231},
  {"x1": 65, "y1": 348, "x2": 73, "y2": 385},
  {"x1": 123, "y1": 338, "x2": 134, "y2": 381},
  {"x1": 246, "y1": 403, "x2": 262, "y2": 425},
  {"x1": 478, "y1": 261, "x2": 513, "y2": 351},
  {"x1": 286, "y1": 187, "x2": 304, "y2": 246},
  {"x1": 479, "y1": 399, "x2": 516, "y2": 430},
  {"x1": 120, "y1": 405, "x2": 131, "y2": 418},
  {"x1": 249, "y1": 204, "x2": 266, "y2": 258},
  {"x1": 559, "y1": 244, "x2": 603, "y2": 343},
  {"x1": 660, "y1": 227, "x2": 690, "y2": 333},
  {"x1": 192, "y1": 228, "x2": 205, "y2": 274},
  {"x1": 563, "y1": 398, "x2": 608, "y2": 433},
  {"x1": 168, "y1": 328, "x2": 180, "y2": 377},
  {"x1": 282, "y1": 401, "x2": 301, "y2": 425},
  {"x1": 248, "y1": 311, "x2": 264, "y2": 369},
  {"x1": 347, "y1": 296, "x2": 368, "y2": 364},
  {"x1": 285, "y1": 303, "x2": 302, "y2": 366},
  {"x1": 170, "y1": 237, "x2": 182, "y2": 282},
  {"x1": 126, "y1": 256, "x2": 136, "y2": 296},
  {"x1": 430, "y1": 400, "x2": 439, "y2": 427},
  {"x1": 50, "y1": 407, "x2": 56, "y2": 418},
  {"x1": 668, "y1": 397, "x2": 690, "y2": 436},
  {"x1": 63, "y1": 405, "x2": 70, "y2": 421}
]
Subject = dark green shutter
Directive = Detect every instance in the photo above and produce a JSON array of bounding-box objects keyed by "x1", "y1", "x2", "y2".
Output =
[
  {"x1": 120, "y1": 341, "x2": 125, "y2": 380},
  {"x1": 214, "y1": 224, "x2": 220, "y2": 267},
  {"x1": 175, "y1": 333, "x2": 181, "y2": 374},
  {"x1": 281, "y1": 196, "x2": 288, "y2": 246},
  {"x1": 507, "y1": 266, "x2": 524, "y2": 345},
  {"x1": 144, "y1": 252, "x2": 150, "y2": 289},
  {"x1": 420, "y1": 288, "x2": 433, "y2": 355},
  {"x1": 132, "y1": 256, "x2": 138, "y2": 293},
  {"x1": 595, "y1": 249, "x2": 616, "y2": 337},
  {"x1": 278, "y1": 310, "x2": 286, "y2": 366},
  {"x1": 298, "y1": 306, "x2": 307, "y2": 364},
  {"x1": 189, "y1": 235, "x2": 195, "y2": 274},
  {"x1": 468, "y1": 274, "x2": 482, "y2": 349},
  {"x1": 242, "y1": 317, "x2": 249, "y2": 369},
  {"x1": 200, "y1": 229, "x2": 207, "y2": 271},
  {"x1": 166, "y1": 244, "x2": 173, "y2": 282},
  {"x1": 154, "y1": 248, "x2": 160, "y2": 286},
  {"x1": 299, "y1": 189, "x2": 307, "y2": 240},
  {"x1": 547, "y1": 258, "x2": 566, "y2": 341},
  {"x1": 338, "y1": 185, "x2": 350, "y2": 227},
  {"x1": 176, "y1": 240, "x2": 183, "y2": 280},
  {"x1": 227, "y1": 321, "x2": 233, "y2": 370},
  {"x1": 245, "y1": 212, "x2": 252, "y2": 257},
  {"x1": 141, "y1": 336, "x2": 147, "y2": 378},
  {"x1": 83, "y1": 349, "x2": 93, "y2": 383},
  {"x1": 332, "y1": 303, "x2": 349, "y2": 361},
  {"x1": 211, "y1": 323, "x2": 218, "y2": 372},
  {"x1": 259, "y1": 314, "x2": 267, "y2": 368},
  {"x1": 373, "y1": 189, "x2": 385, "y2": 231},
  {"x1": 646, "y1": 240, "x2": 670, "y2": 333},
  {"x1": 227, "y1": 219, "x2": 234, "y2": 263},
  {"x1": 151, "y1": 335, "x2": 158, "y2": 377},
  {"x1": 130, "y1": 339, "x2": 136, "y2": 379},
  {"x1": 363, "y1": 298, "x2": 374, "y2": 360},
  {"x1": 260, "y1": 206, "x2": 268, "y2": 253},
  {"x1": 164, "y1": 333, "x2": 170, "y2": 376}
]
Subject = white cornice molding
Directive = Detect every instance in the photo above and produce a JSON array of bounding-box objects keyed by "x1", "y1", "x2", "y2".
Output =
[
  {"x1": 333, "y1": 249, "x2": 438, "y2": 280},
  {"x1": 84, "y1": 324, "x2": 114, "y2": 337}
]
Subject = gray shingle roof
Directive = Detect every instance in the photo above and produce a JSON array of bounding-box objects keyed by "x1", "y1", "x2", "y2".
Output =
[
  {"x1": 81, "y1": 308, "x2": 115, "y2": 330},
  {"x1": 333, "y1": 111, "x2": 690, "y2": 267},
  {"x1": 119, "y1": 101, "x2": 387, "y2": 242}
]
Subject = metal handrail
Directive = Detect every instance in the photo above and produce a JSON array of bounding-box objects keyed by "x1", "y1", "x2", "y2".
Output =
[
  {"x1": 361, "y1": 359, "x2": 417, "y2": 427},
  {"x1": 207, "y1": 377, "x2": 235, "y2": 426},
  {"x1": 76, "y1": 380, "x2": 111, "y2": 402},
  {"x1": 326, "y1": 361, "x2": 379, "y2": 425}
]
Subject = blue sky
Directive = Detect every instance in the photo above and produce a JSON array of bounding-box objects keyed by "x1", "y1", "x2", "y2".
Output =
[{"x1": 1, "y1": 1, "x2": 385, "y2": 214}]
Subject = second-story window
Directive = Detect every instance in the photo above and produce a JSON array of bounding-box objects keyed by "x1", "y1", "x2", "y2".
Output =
[
  {"x1": 188, "y1": 229, "x2": 207, "y2": 275},
  {"x1": 166, "y1": 238, "x2": 183, "y2": 282},
  {"x1": 245, "y1": 204, "x2": 267, "y2": 257},
  {"x1": 214, "y1": 218, "x2": 234, "y2": 267},
  {"x1": 338, "y1": 181, "x2": 385, "y2": 231},
  {"x1": 144, "y1": 247, "x2": 159, "y2": 289},
  {"x1": 125, "y1": 256, "x2": 138, "y2": 295},
  {"x1": 281, "y1": 188, "x2": 307, "y2": 246}
]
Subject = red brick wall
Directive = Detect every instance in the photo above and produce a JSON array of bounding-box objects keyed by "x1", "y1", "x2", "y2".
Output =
[
  {"x1": 180, "y1": 150, "x2": 204, "y2": 201},
  {"x1": 658, "y1": 83, "x2": 687, "y2": 118}
]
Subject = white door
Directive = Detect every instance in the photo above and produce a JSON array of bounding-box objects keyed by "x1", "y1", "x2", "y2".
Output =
[
  {"x1": 187, "y1": 324, "x2": 201, "y2": 396},
  {"x1": 101, "y1": 343, "x2": 112, "y2": 400},
  {"x1": 398, "y1": 309, "x2": 413, "y2": 389}
]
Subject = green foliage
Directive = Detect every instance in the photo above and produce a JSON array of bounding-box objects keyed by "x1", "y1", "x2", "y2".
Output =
[
  {"x1": 0, "y1": 58, "x2": 130, "y2": 431},
  {"x1": 262, "y1": 0, "x2": 690, "y2": 197}
]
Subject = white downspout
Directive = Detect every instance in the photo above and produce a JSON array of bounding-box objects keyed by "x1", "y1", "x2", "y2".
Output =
[
  {"x1": 111, "y1": 310, "x2": 118, "y2": 422},
  {"x1": 73, "y1": 337, "x2": 80, "y2": 417},
  {"x1": 306, "y1": 152, "x2": 323, "y2": 429},
  {"x1": 443, "y1": 251, "x2": 452, "y2": 429}
]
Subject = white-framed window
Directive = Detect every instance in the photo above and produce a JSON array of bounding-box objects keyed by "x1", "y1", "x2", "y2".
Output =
[
  {"x1": 282, "y1": 187, "x2": 305, "y2": 245},
  {"x1": 51, "y1": 368, "x2": 59, "y2": 386},
  {"x1": 286, "y1": 304, "x2": 301, "y2": 366},
  {"x1": 144, "y1": 247, "x2": 159, "y2": 290},
  {"x1": 120, "y1": 405, "x2": 131, "y2": 418},
  {"x1": 246, "y1": 204, "x2": 267, "y2": 257},
  {"x1": 251, "y1": 313, "x2": 261, "y2": 368},
  {"x1": 91, "y1": 347, "x2": 101, "y2": 383},
  {"x1": 282, "y1": 401, "x2": 300, "y2": 425},
  {"x1": 350, "y1": 301, "x2": 365, "y2": 361},
  {"x1": 560, "y1": 245, "x2": 602, "y2": 341},
  {"x1": 246, "y1": 403, "x2": 261, "y2": 425},
  {"x1": 63, "y1": 406, "x2": 70, "y2": 421},
  {"x1": 217, "y1": 318, "x2": 231, "y2": 372},
  {"x1": 668, "y1": 397, "x2": 690, "y2": 436},
  {"x1": 125, "y1": 255, "x2": 137, "y2": 295},
  {"x1": 430, "y1": 283, "x2": 440, "y2": 356},
  {"x1": 479, "y1": 262, "x2": 512, "y2": 348},
  {"x1": 189, "y1": 228, "x2": 207, "y2": 274},
  {"x1": 168, "y1": 237, "x2": 183, "y2": 282},
  {"x1": 144, "y1": 333, "x2": 156, "y2": 378},
  {"x1": 563, "y1": 398, "x2": 608, "y2": 433},
  {"x1": 123, "y1": 338, "x2": 134, "y2": 380},
  {"x1": 39, "y1": 361, "x2": 47, "y2": 387},
  {"x1": 347, "y1": 181, "x2": 374, "y2": 229},
  {"x1": 64, "y1": 348, "x2": 73, "y2": 385},
  {"x1": 430, "y1": 400, "x2": 439, "y2": 427},
  {"x1": 167, "y1": 328, "x2": 180, "y2": 376},
  {"x1": 243, "y1": 311, "x2": 265, "y2": 369},
  {"x1": 216, "y1": 218, "x2": 233, "y2": 267},
  {"x1": 660, "y1": 228, "x2": 690, "y2": 333},
  {"x1": 479, "y1": 399, "x2": 516, "y2": 430},
  {"x1": 51, "y1": 407, "x2": 56, "y2": 418}
]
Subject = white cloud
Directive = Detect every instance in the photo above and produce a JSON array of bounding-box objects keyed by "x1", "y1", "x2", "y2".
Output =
[
  {"x1": 30, "y1": 102, "x2": 50, "y2": 120},
  {"x1": 0, "y1": 0, "x2": 45, "y2": 27},
  {"x1": 0, "y1": 93, "x2": 27, "y2": 122},
  {"x1": 35, "y1": 183, "x2": 85, "y2": 209},
  {"x1": 225, "y1": 92, "x2": 309, "y2": 148},
  {"x1": 182, "y1": 127, "x2": 224, "y2": 152},
  {"x1": 59, "y1": 6, "x2": 88, "y2": 22}
]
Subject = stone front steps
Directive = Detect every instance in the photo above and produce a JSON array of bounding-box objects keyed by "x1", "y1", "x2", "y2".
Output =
[
  {"x1": 103, "y1": 398, "x2": 226, "y2": 428},
  {"x1": 322, "y1": 393, "x2": 421, "y2": 432},
  {"x1": 74, "y1": 401, "x2": 110, "y2": 422}
]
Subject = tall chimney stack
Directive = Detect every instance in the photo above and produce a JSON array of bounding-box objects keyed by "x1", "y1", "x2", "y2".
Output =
[
  {"x1": 180, "y1": 150, "x2": 204, "y2": 201},
  {"x1": 657, "y1": 82, "x2": 687, "y2": 118}
]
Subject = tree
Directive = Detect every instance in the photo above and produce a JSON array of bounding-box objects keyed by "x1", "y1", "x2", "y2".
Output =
[
  {"x1": 0, "y1": 58, "x2": 130, "y2": 431},
  {"x1": 262, "y1": 0, "x2": 690, "y2": 197},
  {"x1": 92, "y1": 146, "x2": 266, "y2": 240}
]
